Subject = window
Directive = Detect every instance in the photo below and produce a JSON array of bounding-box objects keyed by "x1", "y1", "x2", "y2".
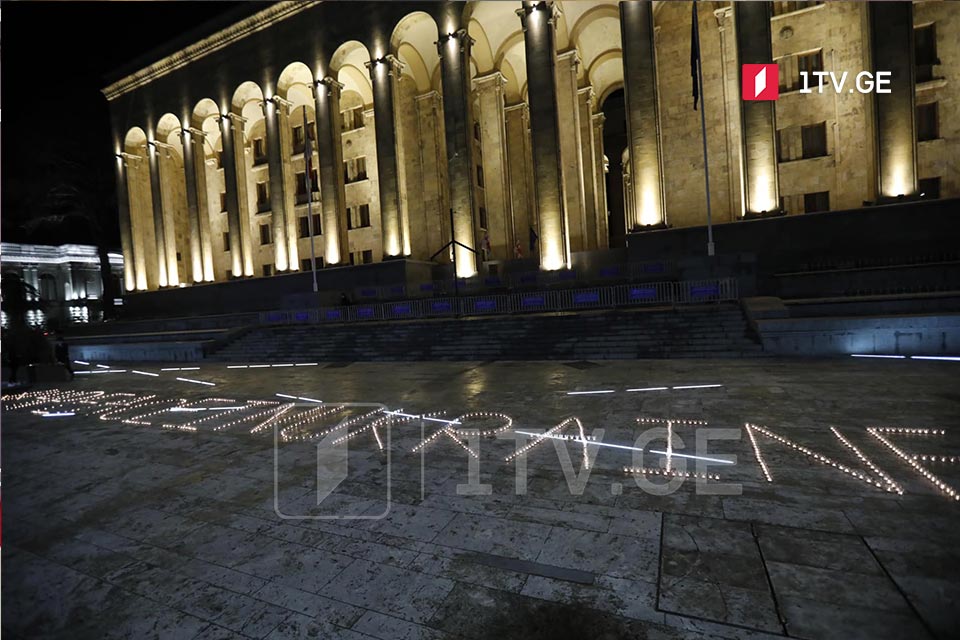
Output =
[
  {"x1": 222, "y1": 231, "x2": 230, "y2": 252},
  {"x1": 801, "y1": 122, "x2": 828, "y2": 159},
  {"x1": 220, "y1": 192, "x2": 228, "y2": 212},
  {"x1": 292, "y1": 125, "x2": 305, "y2": 153},
  {"x1": 917, "y1": 103, "x2": 939, "y2": 142},
  {"x1": 301, "y1": 257, "x2": 324, "y2": 271},
  {"x1": 342, "y1": 106, "x2": 364, "y2": 131},
  {"x1": 256, "y1": 182, "x2": 269, "y2": 212},
  {"x1": 362, "y1": 250, "x2": 373, "y2": 264},
  {"x1": 778, "y1": 50, "x2": 823, "y2": 92},
  {"x1": 479, "y1": 206, "x2": 488, "y2": 230},
  {"x1": 474, "y1": 122, "x2": 481, "y2": 141},
  {"x1": 260, "y1": 223, "x2": 272, "y2": 246},
  {"x1": 296, "y1": 171, "x2": 317, "y2": 203},
  {"x1": 299, "y1": 214, "x2": 322, "y2": 238},
  {"x1": 803, "y1": 191, "x2": 830, "y2": 213},
  {"x1": 777, "y1": 122, "x2": 828, "y2": 162},
  {"x1": 262, "y1": 264, "x2": 273, "y2": 277},
  {"x1": 772, "y1": 1, "x2": 822, "y2": 16},
  {"x1": 918, "y1": 177, "x2": 941, "y2": 199},
  {"x1": 344, "y1": 157, "x2": 368, "y2": 184},
  {"x1": 347, "y1": 204, "x2": 371, "y2": 230},
  {"x1": 253, "y1": 137, "x2": 266, "y2": 164},
  {"x1": 915, "y1": 24, "x2": 938, "y2": 83},
  {"x1": 477, "y1": 165, "x2": 485, "y2": 188}
]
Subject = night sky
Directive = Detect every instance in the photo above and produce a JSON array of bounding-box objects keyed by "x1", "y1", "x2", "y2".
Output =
[{"x1": 1, "y1": 1, "x2": 265, "y2": 248}]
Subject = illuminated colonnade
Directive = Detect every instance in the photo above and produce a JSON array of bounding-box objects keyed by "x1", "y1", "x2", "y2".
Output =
[{"x1": 107, "y1": 1, "x2": 933, "y2": 293}]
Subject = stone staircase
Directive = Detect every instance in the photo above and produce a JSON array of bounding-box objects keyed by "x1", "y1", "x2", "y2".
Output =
[{"x1": 207, "y1": 303, "x2": 765, "y2": 362}]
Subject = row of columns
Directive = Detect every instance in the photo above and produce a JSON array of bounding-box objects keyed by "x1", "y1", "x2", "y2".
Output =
[{"x1": 117, "y1": 1, "x2": 920, "y2": 292}]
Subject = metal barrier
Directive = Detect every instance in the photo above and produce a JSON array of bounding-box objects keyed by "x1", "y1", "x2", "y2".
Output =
[{"x1": 260, "y1": 278, "x2": 738, "y2": 326}]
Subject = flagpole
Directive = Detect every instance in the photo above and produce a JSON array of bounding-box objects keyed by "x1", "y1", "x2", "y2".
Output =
[
  {"x1": 303, "y1": 105, "x2": 319, "y2": 292},
  {"x1": 693, "y1": 1, "x2": 715, "y2": 257}
]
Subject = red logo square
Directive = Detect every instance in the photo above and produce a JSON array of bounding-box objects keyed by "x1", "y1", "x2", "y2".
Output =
[{"x1": 742, "y1": 64, "x2": 779, "y2": 101}]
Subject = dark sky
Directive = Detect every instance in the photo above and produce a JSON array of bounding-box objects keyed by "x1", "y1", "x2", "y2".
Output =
[{"x1": 1, "y1": 1, "x2": 263, "y2": 248}]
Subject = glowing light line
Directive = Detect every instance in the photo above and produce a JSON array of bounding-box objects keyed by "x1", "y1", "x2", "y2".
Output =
[{"x1": 176, "y1": 377, "x2": 215, "y2": 386}]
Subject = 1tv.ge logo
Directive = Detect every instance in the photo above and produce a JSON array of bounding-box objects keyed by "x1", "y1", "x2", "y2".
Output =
[
  {"x1": 742, "y1": 63, "x2": 893, "y2": 101},
  {"x1": 742, "y1": 63, "x2": 779, "y2": 101}
]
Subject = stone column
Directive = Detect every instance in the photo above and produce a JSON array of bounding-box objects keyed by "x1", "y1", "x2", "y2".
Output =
[
  {"x1": 555, "y1": 49, "x2": 588, "y2": 253},
  {"x1": 504, "y1": 103, "x2": 534, "y2": 253},
  {"x1": 473, "y1": 72, "x2": 513, "y2": 260},
  {"x1": 415, "y1": 91, "x2": 449, "y2": 259},
  {"x1": 577, "y1": 87, "x2": 598, "y2": 249},
  {"x1": 179, "y1": 129, "x2": 204, "y2": 283},
  {"x1": 620, "y1": 0, "x2": 665, "y2": 228},
  {"x1": 316, "y1": 77, "x2": 349, "y2": 265},
  {"x1": 114, "y1": 154, "x2": 137, "y2": 292},
  {"x1": 870, "y1": 1, "x2": 917, "y2": 199},
  {"x1": 591, "y1": 113, "x2": 609, "y2": 248},
  {"x1": 146, "y1": 141, "x2": 169, "y2": 287},
  {"x1": 219, "y1": 114, "x2": 246, "y2": 277},
  {"x1": 734, "y1": 1, "x2": 780, "y2": 214},
  {"x1": 367, "y1": 55, "x2": 404, "y2": 259},
  {"x1": 438, "y1": 29, "x2": 478, "y2": 277},
  {"x1": 155, "y1": 140, "x2": 184, "y2": 287},
  {"x1": 188, "y1": 128, "x2": 215, "y2": 281},
  {"x1": 518, "y1": 1, "x2": 568, "y2": 271},
  {"x1": 263, "y1": 97, "x2": 290, "y2": 271}
]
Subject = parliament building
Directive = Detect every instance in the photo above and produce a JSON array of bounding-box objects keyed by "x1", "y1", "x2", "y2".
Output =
[{"x1": 105, "y1": 1, "x2": 959, "y2": 295}]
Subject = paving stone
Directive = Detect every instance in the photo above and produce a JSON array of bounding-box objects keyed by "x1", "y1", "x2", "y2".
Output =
[
  {"x1": 321, "y1": 559, "x2": 455, "y2": 624},
  {"x1": 4, "y1": 358, "x2": 958, "y2": 638}
]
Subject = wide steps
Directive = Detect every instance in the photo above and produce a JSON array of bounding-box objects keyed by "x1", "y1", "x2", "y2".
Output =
[{"x1": 207, "y1": 304, "x2": 765, "y2": 362}]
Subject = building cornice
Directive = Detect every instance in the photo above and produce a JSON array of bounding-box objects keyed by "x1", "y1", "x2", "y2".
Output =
[{"x1": 102, "y1": 1, "x2": 321, "y2": 102}]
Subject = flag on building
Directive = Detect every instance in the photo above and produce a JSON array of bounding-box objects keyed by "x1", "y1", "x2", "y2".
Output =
[{"x1": 691, "y1": 0, "x2": 701, "y2": 111}]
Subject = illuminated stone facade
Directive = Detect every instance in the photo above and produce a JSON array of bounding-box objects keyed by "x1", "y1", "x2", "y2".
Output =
[
  {"x1": 0, "y1": 243, "x2": 124, "y2": 326},
  {"x1": 105, "y1": 1, "x2": 959, "y2": 293}
]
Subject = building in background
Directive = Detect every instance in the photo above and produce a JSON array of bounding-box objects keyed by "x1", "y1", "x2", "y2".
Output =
[
  {"x1": 0, "y1": 243, "x2": 124, "y2": 327},
  {"x1": 103, "y1": 0, "x2": 958, "y2": 294}
]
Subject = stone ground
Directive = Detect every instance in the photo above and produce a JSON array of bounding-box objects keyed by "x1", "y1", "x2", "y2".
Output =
[{"x1": 2, "y1": 357, "x2": 959, "y2": 640}]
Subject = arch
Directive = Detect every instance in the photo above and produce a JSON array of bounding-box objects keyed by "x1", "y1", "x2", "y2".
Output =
[
  {"x1": 468, "y1": 20, "x2": 495, "y2": 75},
  {"x1": 568, "y1": 3, "x2": 620, "y2": 47},
  {"x1": 330, "y1": 40, "x2": 374, "y2": 107},
  {"x1": 277, "y1": 61, "x2": 314, "y2": 100},
  {"x1": 587, "y1": 50, "x2": 625, "y2": 105},
  {"x1": 156, "y1": 113, "x2": 183, "y2": 146},
  {"x1": 232, "y1": 81, "x2": 265, "y2": 115},
  {"x1": 390, "y1": 12, "x2": 440, "y2": 95},
  {"x1": 191, "y1": 98, "x2": 220, "y2": 130},
  {"x1": 598, "y1": 79, "x2": 625, "y2": 109}
]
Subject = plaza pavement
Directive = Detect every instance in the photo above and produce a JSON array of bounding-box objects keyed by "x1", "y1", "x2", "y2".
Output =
[{"x1": 2, "y1": 357, "x2": 959, "y2": 639}]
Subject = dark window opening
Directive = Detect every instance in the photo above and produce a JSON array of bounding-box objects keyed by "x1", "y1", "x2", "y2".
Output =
[
  {"x1": 917, "y1": 102, "x2": 939, "y2": 142},
  {"x1": 918, "y1": 177, "x2": 941, "y2": 199},
  {"x1": 804, "y1": 191, "x2": 830, "y2": 213},
  {"x1": 256, "y1": 182, "x2": 270, "y2": 212},
  {"x1": 915, "y1": 24, "x2": 938, "y2": 83},
  {"x1": 253, "y1": 138, "x2": 267, "y2": 165},
  {"x1": 259, "y1": 223, "x2": 272, "y2": 246},
  {"x1": 801, "y1": 122, "x2": 828, "y2": 159}
]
